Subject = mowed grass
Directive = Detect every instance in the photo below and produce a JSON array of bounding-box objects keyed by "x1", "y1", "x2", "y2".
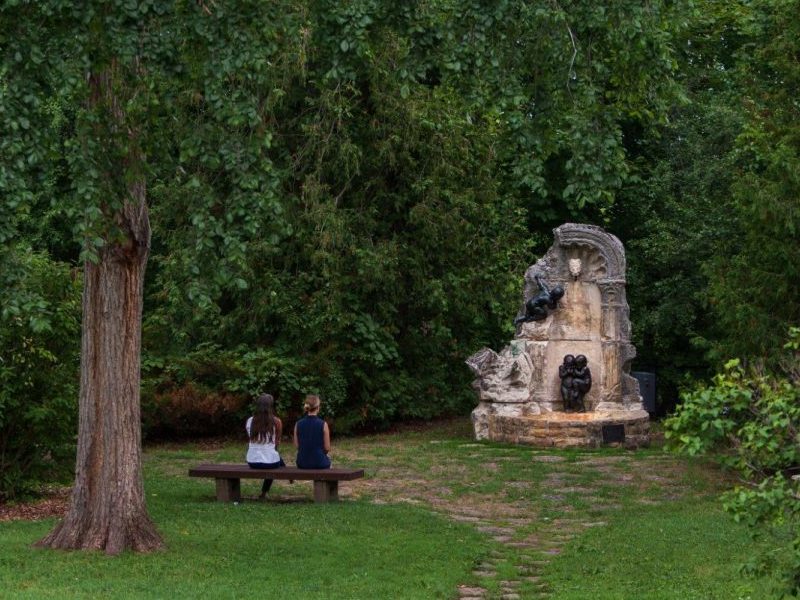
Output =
[
  {"x1": 1, "y1": 447, "x2": 490, "y2": 599},
  {"x1": 543, "y1": 498, "x2": 774, "y2": 600},
  {"x1": 0, "y1": 419, "x2": 779, "y2": 599},
  {"x1": 3, "y1": 505, "x2": 483, "y2": 599}
]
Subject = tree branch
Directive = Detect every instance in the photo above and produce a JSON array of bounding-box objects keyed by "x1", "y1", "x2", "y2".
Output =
[{"x1": 550, "y1": 0, "x2": 578, "y2": 92}]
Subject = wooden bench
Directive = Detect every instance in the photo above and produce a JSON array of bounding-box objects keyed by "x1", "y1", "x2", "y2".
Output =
[{"x1": 188, "y1": 464, "x2": 365, "y2": 503}]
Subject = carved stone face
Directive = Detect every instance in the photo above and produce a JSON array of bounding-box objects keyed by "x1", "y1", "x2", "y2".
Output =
[{"x1": 569, "y1": 258, "x2": 582, "y2": 278}]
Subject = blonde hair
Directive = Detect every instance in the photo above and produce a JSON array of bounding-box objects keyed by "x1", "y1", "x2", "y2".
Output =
[{"x1": 303, "y1": 394, "x2": 321, "y2": 413}]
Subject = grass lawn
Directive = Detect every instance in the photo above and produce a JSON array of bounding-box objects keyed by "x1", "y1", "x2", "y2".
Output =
[
  {"x1": 0, "y1": 418, "x2": 778, "y2": 598},
  {"x1": 1, "y1": 482, "x2": 487, "y2": 598},
  {"x1": 543, "y1": 497, "x2": 773, "y2": 600}
]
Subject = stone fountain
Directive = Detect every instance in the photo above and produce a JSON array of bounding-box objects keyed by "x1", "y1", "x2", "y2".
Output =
[{"x1": 467, "y1": 223, "x2": 649, "y2": 448}]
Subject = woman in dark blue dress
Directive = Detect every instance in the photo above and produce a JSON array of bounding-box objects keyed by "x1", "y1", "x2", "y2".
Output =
[{"x1": 293, "y1": 394, "x2": 331, "y2": 469}]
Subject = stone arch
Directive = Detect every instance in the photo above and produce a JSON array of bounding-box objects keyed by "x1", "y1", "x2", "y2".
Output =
[{"x1": 554, "y1": 223, "x2": 626, "y2": 282}]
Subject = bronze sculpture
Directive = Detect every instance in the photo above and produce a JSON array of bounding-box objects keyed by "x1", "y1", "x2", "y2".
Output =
[
  {"x1": 559, "y1": 354, "x2": 576, "y2": 409},
  {"x1": 514, "y1": 275, "x2": 565, "y2": 325},
  {"x1": 559, "y1": 353, "x2": 592, "y2": 412}
]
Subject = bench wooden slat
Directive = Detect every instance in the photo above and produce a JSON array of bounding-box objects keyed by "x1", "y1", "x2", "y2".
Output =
[
  {"x1": 188, "y1": 463, "x2": 365, "y2": 503},
  {"x1": 189, "y1": 464, "x2": 364, "y2": 481}
]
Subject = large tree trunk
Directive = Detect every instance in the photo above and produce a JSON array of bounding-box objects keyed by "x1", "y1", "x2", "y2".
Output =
[{"x1": 37, "y1": 178, "x2": 163, "y2": 554}]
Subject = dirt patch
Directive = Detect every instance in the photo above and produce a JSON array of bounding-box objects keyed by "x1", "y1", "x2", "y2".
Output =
[
  {"x1": 554, "y1": 486, "x2": 597, "y2": 494},
  {"x1": 574, "y1": 456, "x2": 631, "y2": 465},
  {"x1": 531, "y1": 455, "x2": 566, "y2": 463},
  {"x1": 507, "y1": 481, "x2": 532, "y2": 489},
  {"x1": 0, "y1": 487, "x2": 70, "y2": 522}
]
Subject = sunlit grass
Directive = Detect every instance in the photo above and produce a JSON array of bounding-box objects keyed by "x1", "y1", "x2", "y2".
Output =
[{"x1": 1, "y1": 438, "x2": 490, "y2": 599}]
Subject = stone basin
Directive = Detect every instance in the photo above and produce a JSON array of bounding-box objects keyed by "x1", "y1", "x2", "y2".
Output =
[{"x1": 485, "y1": 409, "x2": 650, "y2": 449}]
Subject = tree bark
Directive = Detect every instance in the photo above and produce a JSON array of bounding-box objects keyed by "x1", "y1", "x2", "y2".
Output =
[{"x1": 36, "y1": 177, "x2": 163, "y2": 554}]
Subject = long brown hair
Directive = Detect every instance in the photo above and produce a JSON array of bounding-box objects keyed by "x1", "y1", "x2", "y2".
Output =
[{"x1": 250, "y1": 393, "x2": 276, "y2": 444}]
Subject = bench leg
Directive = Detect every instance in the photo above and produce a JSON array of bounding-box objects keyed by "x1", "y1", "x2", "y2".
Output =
[
  {"x1": 313, "y1": 480, "x2": 338, "y2": 503},
  {"x1": 215, "y1": 478, "x2": 241, "y2": 502}
]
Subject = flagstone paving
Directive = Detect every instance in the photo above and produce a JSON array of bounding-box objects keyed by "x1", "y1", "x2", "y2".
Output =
[{"x1": 325, "y1": 418, "x2": 727, "y2": 600}]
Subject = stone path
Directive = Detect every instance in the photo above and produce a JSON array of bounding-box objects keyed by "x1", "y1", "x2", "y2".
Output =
[{"x1": 330, "y1": 424, "x2": 718, "y2": 600}]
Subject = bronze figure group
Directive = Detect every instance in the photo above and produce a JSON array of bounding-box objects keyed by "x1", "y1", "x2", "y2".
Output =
[{"x1": 559, "y1": 354, "x2": 592, "y2": 412}]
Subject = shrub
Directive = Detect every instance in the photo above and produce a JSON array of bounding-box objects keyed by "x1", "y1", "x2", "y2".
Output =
[
  {"x1": 665, "y1": 328, "x2": 800, "y2": 595},
  {"x1": 142, "y1": 345, "x2": 246, "y2": 439},
  {"x1": 142, "y1": 345, "x2": 316, "y2": 438},
  {"x1": 0, "y1": 252, "x2": 80, "y2": 500},
  {"x1": 142, "y1": 383, "x2": 247, "y2": 440}
]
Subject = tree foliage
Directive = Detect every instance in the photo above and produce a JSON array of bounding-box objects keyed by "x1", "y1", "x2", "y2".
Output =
[
  {"x1": 702, "y1": 0, "x2": 800, "y2": 360},
  {"x1": 2, "y1": 0, "x2": 688, "y2": 459},
  {"x1": 610, "y1": 13, "x2": 745, "y2": 408},
  {"x1": 610, "y1": 0, "x2": 800, "y2": 411},
  {"x1": 138, "y1": 0, "x2": 687, "y2": 430}
]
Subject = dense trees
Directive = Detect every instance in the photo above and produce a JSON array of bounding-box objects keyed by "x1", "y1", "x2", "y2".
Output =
[
  {"x1": 139, "y1": 0, "x2": 687, "y2": 431},
  {"x1": 0, "y1": 251, "x2": 80, "y2": 500},
  {"x1": 2, "y1": 0, "x2": 686, "y2": 552},
  {"x1": 703, "y1": 0, "x2": 800, "y2": 360},
  {"x1": 611, "y1": 0, "x2": 800, "y2": 408},
  {"x1": 2, "y1": 0, "x2": 796, "y2": 572},
  {"x1": 658, "y1": 1, "x2": 800, "y2": 591},
  {"x1": 609, "y1": 2, "x2": 746, "y2": 408}
]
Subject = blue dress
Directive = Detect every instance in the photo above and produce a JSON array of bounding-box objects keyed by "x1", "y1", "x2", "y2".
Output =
[{"x1": 295, "y1": 415, "x2": 331, "y2": 469}]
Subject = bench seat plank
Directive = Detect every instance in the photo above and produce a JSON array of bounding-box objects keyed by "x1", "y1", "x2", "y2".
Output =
[
  {"x1": 189, "y1": 464, "x2": 364, "y2": 481},
  {"x1": 188, "y1": 464, "x2": 364, "y2": 503}
]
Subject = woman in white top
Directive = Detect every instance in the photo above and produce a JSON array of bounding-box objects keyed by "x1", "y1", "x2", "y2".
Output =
[{"x1": 246, "y1": 393, "x2": 284, "y2": 499}]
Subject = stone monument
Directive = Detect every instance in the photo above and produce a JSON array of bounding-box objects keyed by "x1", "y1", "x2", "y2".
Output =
[{"x1": 467, "y1": 223, "x2": 649, "y2": 448}]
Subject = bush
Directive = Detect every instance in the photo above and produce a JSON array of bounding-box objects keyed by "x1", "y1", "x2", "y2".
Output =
[
  {"x1": 142, "y1": 383, "x2": 247, "y2": 440},
  {"x1": 665, "y1": 328, "x2": 800, "y2": 595},
  {"x1": 0, "y1": 251, "x2": 81, "y2": 500},
  {"x1": 141, "y1": 345, "x2": 247, "y2": 439},
  {"x1": 142, "y1": 344, "x2": 316, "y2": 438}
]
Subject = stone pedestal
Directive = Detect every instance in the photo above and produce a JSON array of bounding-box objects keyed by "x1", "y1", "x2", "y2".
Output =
[
  {"x1": 472, "y1": 407, "x2": 650, "y2": 449},
  {"x1": 468, "y1": 223, "x2": 649, "y2": 448}
]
